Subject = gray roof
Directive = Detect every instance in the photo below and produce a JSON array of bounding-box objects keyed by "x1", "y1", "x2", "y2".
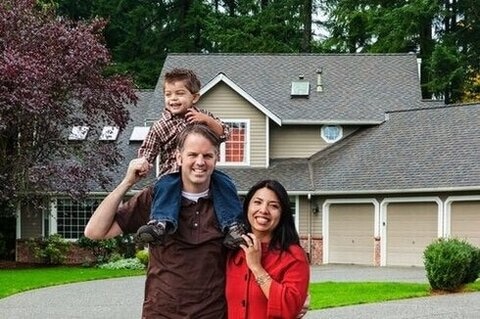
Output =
[
  {"x1": 102, "y1": 90, "x2": 157, "y2": 192},
  {"x1": 215, "y1": 103, "x2": 480, "y2": 194},
  {"x1": 310, "y1": 103, "x2": 480, "y2": 194},
  {"x1": 98, "y1": 56, "x2": 480, "y2": 196},
  {"x1": 155, "y1": 53, "x2": 424, "y2": 124}
]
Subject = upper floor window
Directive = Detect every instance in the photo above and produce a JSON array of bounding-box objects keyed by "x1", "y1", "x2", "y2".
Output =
[
  {"x1": 219, "y1": 120, "x2": 249, "y2": 165},
  {"x1": 321, "y1": 125, "x2": 343, "y2": 143}
]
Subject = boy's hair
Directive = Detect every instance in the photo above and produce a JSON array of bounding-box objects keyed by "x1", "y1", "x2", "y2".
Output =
[
  {"x1": 164, "y1": 68, "x2": 201, "y2": 94},
  {"x1": 176, "y1": 124, "x2": 220, "y2": 154}
]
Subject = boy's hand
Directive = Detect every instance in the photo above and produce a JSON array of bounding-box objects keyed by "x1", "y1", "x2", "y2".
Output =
[{"x1": 185, "y1": 109, "x2": 208, "y2": 124}]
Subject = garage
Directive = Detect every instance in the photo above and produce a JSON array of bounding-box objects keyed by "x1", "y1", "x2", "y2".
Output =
[
  {"x1": 385, "y1": 202, "x2": 438, "y2": 266},
  {"x1": 328, "y1": 203, "x2": 375, "y2": 265},
  {"x1": 450, "y1": 201, "x2": 480, "y2": 246}
]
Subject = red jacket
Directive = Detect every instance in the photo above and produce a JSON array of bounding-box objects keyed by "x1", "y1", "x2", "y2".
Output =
[{"x1": 226, "y1": 243, "x2": 310, "y2": 319}]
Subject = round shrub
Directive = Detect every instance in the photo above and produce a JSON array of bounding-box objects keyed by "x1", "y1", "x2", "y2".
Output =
[
  {"x1": 135, "y1": 248, "x2": 149, "y2": 266},
  {"x1": 463, "y1": 245, "x2": 480, "y2": 284},
  {"x1": 423, "y1": 238, "x2": 473, "y2": 291}
]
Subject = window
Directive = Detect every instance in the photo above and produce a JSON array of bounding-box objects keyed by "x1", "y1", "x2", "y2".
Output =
[
  {"x1": 321, "y1": 125, "x2": 343, "y2": 143},
  {"x1": 99, "y1": 126, "x2": 119, "y2": 141},
  {"x1": 219, "y1": 121, "x2": 248, "y2": 165},
  {"x1": 55, "y1": 198, "x2": 100, "y2": 240},
  {"x1": 129, "y1": 126, "x2": 150, "y2": 142},
  {"x1": 291, "y1": 81, "x2": 310, "y2": 96},
  {"x1": 68, "y1": 126, "x2": 89, "y2": 140}
]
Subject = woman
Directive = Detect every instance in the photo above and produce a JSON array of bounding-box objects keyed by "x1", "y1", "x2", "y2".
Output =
[{"x1": 226, "y1": 180, "x2": 310, "y2": 319}]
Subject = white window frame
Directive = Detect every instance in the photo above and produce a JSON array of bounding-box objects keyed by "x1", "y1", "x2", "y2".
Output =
[
  {"x1": 218, "y1": 119, "x2": 250, "y2": 166},
  {"x1": 321, "y1": 125, "x2": 343, "y2": 143},
  {"x1": 51, "y1": 197, "x2": 101, "y2": 240}
]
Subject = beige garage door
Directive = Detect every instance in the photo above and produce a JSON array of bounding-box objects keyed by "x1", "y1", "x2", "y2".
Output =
[
  {"x1": 451, "y1": 201, "x2": 480, "y2": 246},
  {"x1": 329, "y1": 203, "x2": 375, "y2": 265},
  {"x1": 386, "y1": 202, "x2": 438, "y2": 266}
]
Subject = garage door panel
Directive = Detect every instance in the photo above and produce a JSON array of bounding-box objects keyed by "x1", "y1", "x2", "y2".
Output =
[
  {"x1": 386, "y1": 202, "x2": 438, "y2": 267},
  {"x1": 451, "y1": 201, "x2": 480, "y2": 246},
  {"x1": 328, "y1": 203, "x2": 375, "y2": 265}
]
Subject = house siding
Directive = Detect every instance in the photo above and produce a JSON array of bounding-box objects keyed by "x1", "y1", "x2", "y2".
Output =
[
  {"x1": 270, "y1": 125, "x2": 360, "y2": 158},
  {"x1": 198, "y1": 83, "x2": 267, "y2": 167}
]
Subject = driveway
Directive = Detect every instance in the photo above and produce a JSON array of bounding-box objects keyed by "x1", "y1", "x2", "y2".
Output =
[{"x1": 1, "y1": 264, "x2": 479, "y2": 319}]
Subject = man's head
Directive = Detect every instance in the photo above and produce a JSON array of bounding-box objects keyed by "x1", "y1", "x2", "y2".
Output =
[
  {"x1": 175, "y1": 124, "x2": 220, "y2": 193},
  {"x1": 163, "y1": 68, "x2": 201, "y2": 116}
]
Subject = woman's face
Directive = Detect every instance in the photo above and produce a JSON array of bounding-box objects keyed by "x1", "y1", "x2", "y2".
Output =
[{"x1": 247, "y1": 187, "x2": 282, "y2": 236}]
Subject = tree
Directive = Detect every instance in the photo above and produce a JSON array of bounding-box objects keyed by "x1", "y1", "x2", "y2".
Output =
[{"x1": 0, "y1": 0, "x2": 137, "y2": 216}]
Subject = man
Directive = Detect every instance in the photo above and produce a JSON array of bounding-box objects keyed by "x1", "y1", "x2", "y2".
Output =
[{"x1": 84, "y1": 124, "x2": 228, "y2": 318}]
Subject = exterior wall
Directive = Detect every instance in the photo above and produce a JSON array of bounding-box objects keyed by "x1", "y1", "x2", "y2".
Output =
[
  {"x1": 198, "y1": 83, "x2": 267, "y2": 167},
  {"x1": 270, "y1": 125, "x2": 359, "y2": 158},
  {"x1": 19, "y1": 204, "x2": 44, "y2": 239}
]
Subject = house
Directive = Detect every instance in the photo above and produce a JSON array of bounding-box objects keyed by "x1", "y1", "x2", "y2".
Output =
[{"x1": 16, "y1": 53, "x2": 480, "y2": 267}]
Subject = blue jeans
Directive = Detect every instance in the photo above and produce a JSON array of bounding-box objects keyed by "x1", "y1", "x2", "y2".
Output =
[{"x1": 150, "y1": 170, "x2": 243, "y2": 232}]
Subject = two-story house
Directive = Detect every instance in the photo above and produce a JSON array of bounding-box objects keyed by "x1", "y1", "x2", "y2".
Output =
[{"x1": 16, "y1": 53, "x2": 480, "y2": 267}]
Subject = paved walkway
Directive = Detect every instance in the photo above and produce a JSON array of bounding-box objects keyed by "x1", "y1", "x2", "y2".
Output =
[{"x1": 1, "y1": 264, "x2": 479, "y2": 318}]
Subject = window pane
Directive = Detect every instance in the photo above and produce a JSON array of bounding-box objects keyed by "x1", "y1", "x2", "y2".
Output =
[
  {"x1": 223, "y1": 121, "x2": 247, "y2": 163},
  {"x1": 56, "y1": 198, "x2": 100, "y2": 239}
]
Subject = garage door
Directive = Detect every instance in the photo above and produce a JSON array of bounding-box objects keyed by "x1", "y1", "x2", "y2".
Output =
[
  {"x1": 386, "y1": 202, "x2": 438, "y2": 266},
  {"x1": 451, "y1": 201, "x2": 480, "y2": 246},
  {"x1": 329, "y1": 203, "x2": 375, "y2": 265}
]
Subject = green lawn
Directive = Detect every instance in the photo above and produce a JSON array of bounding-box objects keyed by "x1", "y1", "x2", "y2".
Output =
[
  {"x1": 1, "y1": 267, "x2": 479, "y2": 311},
  {"x1": 0, "y1": 267, "x2": 145, "y2": 299}
]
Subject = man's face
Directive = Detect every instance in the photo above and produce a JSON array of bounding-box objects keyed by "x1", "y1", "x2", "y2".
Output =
[
  {"x1": 176, "y1": 133, "x2": 217, "y2": 193},
  {"x1": 164, "y1": 80, "x2": 199, "y2": 116}
]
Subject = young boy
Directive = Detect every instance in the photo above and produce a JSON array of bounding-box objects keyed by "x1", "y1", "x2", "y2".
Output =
[{"x1": 135, "y1": 68, "x2": 246, "y2": 249}]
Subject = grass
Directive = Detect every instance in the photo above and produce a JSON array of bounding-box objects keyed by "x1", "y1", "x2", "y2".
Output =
[
  {"x1": 309, "y1": 280, "x2": 480, "y2": 310},
  {"x1": 1, "y1": 266, "x2": 479, "y2": 311},
  {"x1": 0, "y1": 267, "x2": 145, "y2": 299}
]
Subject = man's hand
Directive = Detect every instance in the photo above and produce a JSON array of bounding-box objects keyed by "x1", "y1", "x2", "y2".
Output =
[{"x1": 123, "y1": 158, "x2": 152, "y2": 187}]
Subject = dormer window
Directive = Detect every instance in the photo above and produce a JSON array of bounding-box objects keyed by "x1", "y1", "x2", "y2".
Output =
[{"x1": 321, "y1": 125, "x2": 343, "y2": 143}]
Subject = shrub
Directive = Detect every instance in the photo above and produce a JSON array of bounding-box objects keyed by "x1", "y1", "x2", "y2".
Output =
[
  {"x1": 27, "y1": 234, "x2": 70, "y2": 265},
  {"x1": 77, "y1": 236, "x2": 118, "y2": 264},
  {"x1": 424, "y1": 238, "x2": 476, "y2": 291},
  {"x1": 463, "y1": 245, "x2": 480, "y2": 284},
  {"x1": 135, "y1": 248, "x2": 149, "y2": 266},
  {"x1": 98, "y1": 258, "x2": 145, "y2": 270}
]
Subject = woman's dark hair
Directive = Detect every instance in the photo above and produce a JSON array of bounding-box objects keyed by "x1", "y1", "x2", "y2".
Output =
[{"x1": 243, "y1": 179, "x2": 300, "y2": 251}]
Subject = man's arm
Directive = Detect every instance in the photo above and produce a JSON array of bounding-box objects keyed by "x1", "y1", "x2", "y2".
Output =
[{"x1": 84, "y1": 158, "x2": 151, "y2": 240}]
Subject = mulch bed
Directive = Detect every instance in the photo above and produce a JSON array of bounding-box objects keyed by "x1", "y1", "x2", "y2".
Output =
[{"x1": 0, "y1": 261, "x2": 40, "y2": 269}]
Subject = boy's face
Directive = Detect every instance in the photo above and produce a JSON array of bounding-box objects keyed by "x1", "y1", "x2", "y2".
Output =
[{"x1": 164, "y1": 80, "x2": 200, "y2": 116}]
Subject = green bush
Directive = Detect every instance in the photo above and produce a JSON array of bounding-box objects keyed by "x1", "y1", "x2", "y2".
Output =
[
  {"x1": 464, "y1": 245, "x2": 480, "y2": 284},
  {"x1": 423, "y1": 238, "x2": 478, "y2": 291},
  {"x1": 98, "y1": 258, "x2": 145, "y2": 270},
  {"x1": 77, "y1": 236, "x2": 118, "y2": 264},
  {"x1": 135, "y1": 248, "x2": 149, "y2": 266},
  {"x1": 27, "y1": 234, "x2": 70, "y2": 265}
]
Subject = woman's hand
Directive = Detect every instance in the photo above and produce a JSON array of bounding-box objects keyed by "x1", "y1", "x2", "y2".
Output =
[{"x1": 240, "y1": 233, "x2": 263, "y2": 274}]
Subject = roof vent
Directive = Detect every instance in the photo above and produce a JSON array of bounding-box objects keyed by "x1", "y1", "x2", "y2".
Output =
[{"x1": 291, "y1": 74, "x2": 310, "y2": 97}]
